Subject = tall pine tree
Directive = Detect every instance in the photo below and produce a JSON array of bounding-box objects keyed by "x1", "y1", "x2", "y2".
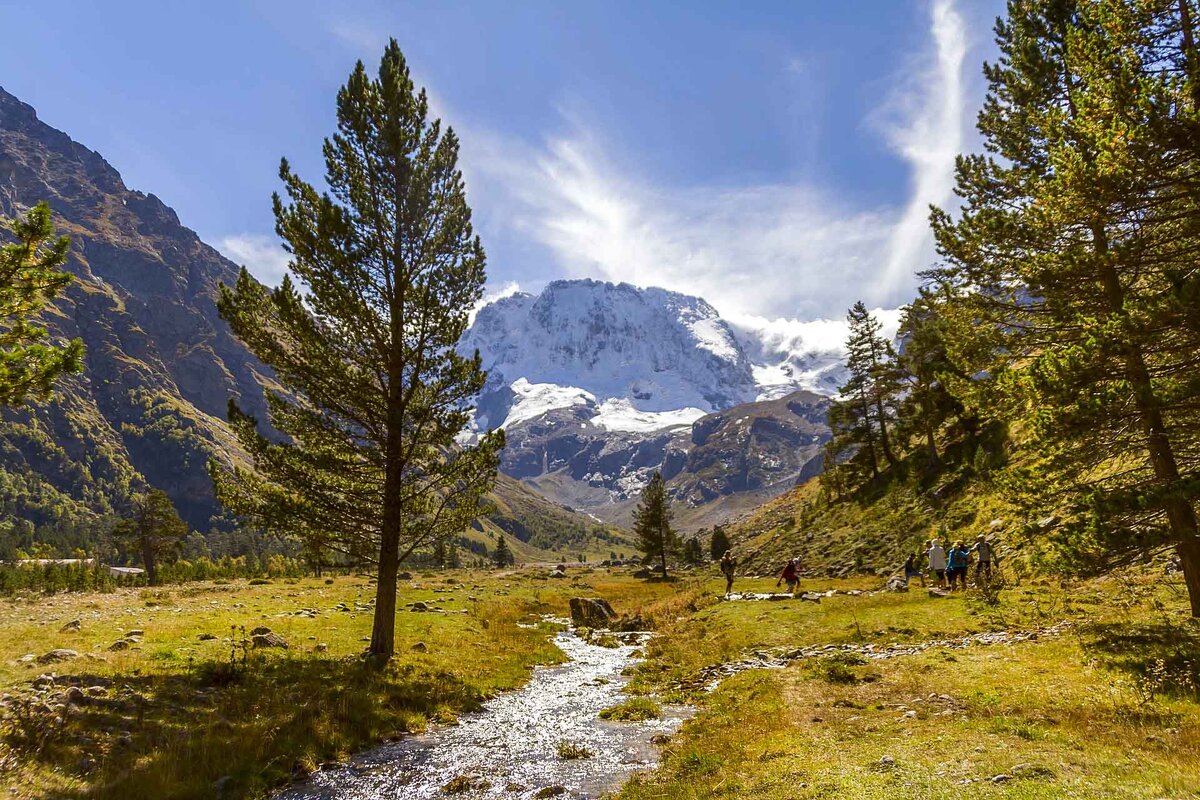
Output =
[
  {"x1": 633, "y1": 472, "x2": 678, "y2": 580},
  {"x1": 211, "y1": 41, "x2": 504, "y2": 656},
  {"x1": 929, "y1": 0, "x2": 1200, "y2": 613}
]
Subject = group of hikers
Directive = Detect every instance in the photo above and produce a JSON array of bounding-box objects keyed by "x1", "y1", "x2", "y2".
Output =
[
  {"x1": 903, "y1": 534, "x2": 998, "y2": 590},
  {"x1": 715, "y1": 532, "x2": 1000, "y2": 596}
]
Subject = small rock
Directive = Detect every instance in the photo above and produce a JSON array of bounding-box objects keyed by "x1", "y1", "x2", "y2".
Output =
[
  {"x1": 879, "y1": 755, "x2": 895, "y2": 768},
  {"x1": 77, "y1": 755, "x2": 96, "y2": 773},
  {"x1": 411, "y1": 641, "x2": 428, "y2": 653},
  {"x1": 65, "y1": 686, "x2": 87, "y2": 705},
  {"x1": 249, "y1": 626, "x2": 272, "y2": 636},
  {"x1": 38, "y1": 649, "x2": 79, "y2": 664},
  {"x1": 125, "y1": 629, "x2": 145, "y2": 638},
  {"x1": 535, "y1": 787, "x2": 567, "y2": 799},
  {"x1": 18, "y1": 653, "x2": 35, "y2": 663},
  {"x1": 213, "y1": 775, "x2": 233, "y2": 798},
  {"x1": 928, "y1": 588, "x2": 951, "y2": 598},
  {"x1": 59, "y1": 619, "x2": 82, "y2": 633},
  {"x1": 32, "y1": 674, "x2": 56, "y2": 689},
  {"x1": 198, "y1": 633, "x2": 218, "y2": 641},
  {"x1": 398, "y1": 571, "x2": 413, "y2": 580},
  {"x1": 407, "y1": 602, "x2": 429, "y2": 612},
  {"x1": 252, "y1": 632, "x2": 289, "y2": 649},
  {"x1": 314, "y1": 643, "x2": 328, "y2": 653},
  {"x1": 992, "y1": 774, "x2": 1012, "y2": 784},
  {"x1": 85, "y1": 686, "x2": 107, "y2": 697},
  {"x1": 108, "y1": 639, "x2": 134, "y2": 651}
]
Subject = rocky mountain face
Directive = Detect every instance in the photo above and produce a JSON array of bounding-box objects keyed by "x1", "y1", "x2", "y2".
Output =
[
  {"x1": 0, "y1": 88, "x2": 622, "y2": 555},
  {"x1": 0, "y1": 87, "x2": 271, "y2": 529},
  {"x1": 463, "y1": 280, "x2": 838, "y2": 528}
]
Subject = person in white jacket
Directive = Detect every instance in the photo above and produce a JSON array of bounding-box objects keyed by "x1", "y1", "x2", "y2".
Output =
[{"x1": 924, "y1": 539, "x2": 947, "y2": 587}]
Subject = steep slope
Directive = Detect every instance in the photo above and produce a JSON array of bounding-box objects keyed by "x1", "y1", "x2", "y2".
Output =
[
  {"x1": 724, "y1": 431, "x2": 1038, "y2": 578},
  {"x1": 0, "y1": 86, "x2": 270, "y2": 529},
  {"x1": 0, "y1": 88, "x2": 625, "y2": 558}
]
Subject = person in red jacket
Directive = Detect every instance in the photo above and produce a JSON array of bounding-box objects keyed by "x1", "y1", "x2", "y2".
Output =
[{"x1": 776, "y1": 558, "x2": 800, "y2": 595}]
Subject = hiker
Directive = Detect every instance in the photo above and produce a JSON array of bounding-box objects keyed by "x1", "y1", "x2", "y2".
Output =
[
  {"x1": 924, "y1": 539, "x2": 947, "y2": 587},
  {"x1": 946, "y1": 540, "x2": 971, "y2": 590},
  {"x1": 903, "y1": 552, "x2": 925, "y2": 587},
  {"x1": 971, "y1": 535, "x2": 997, "y2": 585},
  {"x1": 776, "y1": 557, "x2": 800, "y2": 595},
  {"x1": 719, "y1": 550, "x2": 737, "y2": 595}
]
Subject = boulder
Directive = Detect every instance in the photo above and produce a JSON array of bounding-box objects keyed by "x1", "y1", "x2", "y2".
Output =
[
  {"x1": 569, "y1": 597, "x2": 616, "y2": 628},
  {"x1": 38, "y1": 649, "x2": 79, "y2": 664},
  {"x1": 64, "y1": 686, "x2": 86, "y2": 706},
  {"x1": 251, "y1": 632, "x2": 289, "y2": 649}
]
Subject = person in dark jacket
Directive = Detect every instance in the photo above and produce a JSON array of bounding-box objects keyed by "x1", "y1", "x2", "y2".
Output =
[{"x1": 720, "y1": 550, "x2": 737, "y2": 595}]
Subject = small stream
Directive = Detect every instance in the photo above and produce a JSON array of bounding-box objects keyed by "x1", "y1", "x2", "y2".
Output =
[{"x1": 279, "y1": 628, "x2": 690, "y2": 800}]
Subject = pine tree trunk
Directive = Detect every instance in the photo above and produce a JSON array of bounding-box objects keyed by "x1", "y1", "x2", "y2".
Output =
[
  {"x1": 371, "y1": 482, "x2": 401, "y2": 658},
  {"x1": 1094, "y1": 225, "x2": 1200, "y2": 616},
  {"x1": 142, "y1": 538, "x2": 157, "y2": 587},
  {"x1": 875, "y1": 397, "x2": 896, "y2": 466},
  {"x1": 658, "y1": 524, "x2": 668, "y2": 580}
]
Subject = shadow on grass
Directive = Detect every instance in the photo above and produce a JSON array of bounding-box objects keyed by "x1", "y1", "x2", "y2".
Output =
[
  {"x1": 15, "y1": 655, "x2": 486, "y2": 800},
  {"x1": 1083, "y1": 620, "x2": 1200, "y2": 700}
]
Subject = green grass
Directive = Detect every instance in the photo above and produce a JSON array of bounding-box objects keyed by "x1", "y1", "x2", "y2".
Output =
[
  {"x1": 616, "y1": 570, "x2": 1200, "y2": 799},
  {"x1": 599, "y1": 697, "x2": 662, "y2": 721},
  {"x1": 0, "y1": 568, "x2": 677, "y2": 799}
]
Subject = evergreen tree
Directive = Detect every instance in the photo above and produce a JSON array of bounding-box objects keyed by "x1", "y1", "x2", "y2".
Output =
[
  {"x1": 0, "y1": 202, "x2": 84, "y2": 405},
  {"x1": 682, "y1": 537, "x2": 703, "y2": 564},
  {"x1": 632, "y1": 472, "x2": 678, "y2": 579},
  {"x1": 210, "y1": 40, "x2": 504, "y2": 657},
  {"x1": 709, "y1": 525, "x2": 731, "y2": 560},
  {"x1": 825, "y1": 302, "x2": 902, "y2": 492},
  {"x1": 493, "y1": 535, "x2": 513, "y2": 567},
  {"x1": 929, "y1": 0, "x2": 1200, "y2": 613},
  {"x1": 113, "y1": 490, "x2": 187, "y2": 587},
  {"x1": 895, "y1": 291, "x2": 963, "y2": 466}
]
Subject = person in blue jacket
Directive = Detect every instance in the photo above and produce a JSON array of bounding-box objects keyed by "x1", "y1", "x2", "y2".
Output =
[{"x1": 946, "y1": 541, "x2": 971, "y2": 590}]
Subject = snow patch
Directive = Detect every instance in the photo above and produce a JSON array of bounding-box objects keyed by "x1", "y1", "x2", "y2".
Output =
[
  {"x1": 502, "y1": 378, "x2": 596, "y2": 428},
  {"x1": 591, "y1": 398, "x2": 706, "y2": 433}
]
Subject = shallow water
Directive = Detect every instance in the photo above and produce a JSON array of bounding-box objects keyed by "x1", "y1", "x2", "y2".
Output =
[{"x1": 280, "y1": 630, "x2": 689, "y2": 800}]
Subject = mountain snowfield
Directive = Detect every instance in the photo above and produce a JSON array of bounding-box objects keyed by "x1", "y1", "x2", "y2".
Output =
[{"x1": 462, "y1": 278, "x2": 899, "y2": 436}]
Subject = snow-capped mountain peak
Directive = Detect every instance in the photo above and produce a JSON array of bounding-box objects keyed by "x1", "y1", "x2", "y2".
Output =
[{"x1": 461, "y1": 278, "x2": 866, "y2": 434}]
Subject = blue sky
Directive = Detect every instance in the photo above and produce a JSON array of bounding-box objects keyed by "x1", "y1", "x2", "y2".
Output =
[{"x1": 0, "y1": 1, "x2": 1003, "y2": 323}]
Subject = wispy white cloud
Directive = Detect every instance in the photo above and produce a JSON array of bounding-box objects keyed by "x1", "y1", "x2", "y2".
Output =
[
  {"x1": 875, "y1": 0, "x2": 968, "y2": 296},
  {"x1": 469, "y1": 280, "x2": 523, "y2": 324},
  {"x1": 459, "y1": 0, "x2": 970, "y2": 321},
  {"x1": 217, "y1": 234, "x2": 290, "y2": 286}
]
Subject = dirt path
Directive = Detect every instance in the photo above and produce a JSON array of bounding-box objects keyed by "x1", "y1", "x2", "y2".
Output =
[{"x1": 682, "y1": 622, "x2": 1074, "y2": 692}]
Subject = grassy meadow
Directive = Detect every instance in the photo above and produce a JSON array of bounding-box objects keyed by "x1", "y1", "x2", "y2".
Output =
[
  {"x1": 3, "y1": 566, "x2": 1199, "y2": 799},
  {"x1": 0, "y1": 569, "x2": 676, "y2": 799},
  {"x1": 619, "y1": 571, "x2": 1200, "y2": 799}
]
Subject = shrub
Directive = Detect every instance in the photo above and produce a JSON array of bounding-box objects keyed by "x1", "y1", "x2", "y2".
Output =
[{"x1": 599, "y1": 697, "x2": 661, "y2": 721}]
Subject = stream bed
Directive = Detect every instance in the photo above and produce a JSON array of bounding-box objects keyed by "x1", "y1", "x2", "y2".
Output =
[{"x1": 279, "y1": 629, "x2": 690, "y2": 800}]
